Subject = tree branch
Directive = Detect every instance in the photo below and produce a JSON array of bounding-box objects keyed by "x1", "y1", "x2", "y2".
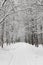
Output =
[{"x1": 2, "y1": 0, "x2": 7, "y2": 7}]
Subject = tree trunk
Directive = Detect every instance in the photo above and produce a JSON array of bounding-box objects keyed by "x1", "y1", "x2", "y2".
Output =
[{"x1": 1, "y1": 22, "x2": 4, "y2": 48}]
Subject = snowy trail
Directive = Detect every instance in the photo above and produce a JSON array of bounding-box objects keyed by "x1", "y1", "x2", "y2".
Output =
[
  {"x1": 10, "y1": 48, "x2": 28, "y2": 65},
  {"x1": 10, "y1": 45, "x2": 36, "y2": 65},
  {"x1": 0, "y1": 43, "x2": 43, "y2": 65},
  {"x1": 10, "y1": 43, "x2": 43, "y2": 65}
]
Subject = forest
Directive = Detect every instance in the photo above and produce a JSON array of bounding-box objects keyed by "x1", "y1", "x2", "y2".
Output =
[{"x1": 0, "y1": 0, "x2": 43, "y2": 47}]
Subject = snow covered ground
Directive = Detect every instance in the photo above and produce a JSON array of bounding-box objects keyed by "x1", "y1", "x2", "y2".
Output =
[{"x1": 0, "y1": 42, "x2": 43, "y2": 65}]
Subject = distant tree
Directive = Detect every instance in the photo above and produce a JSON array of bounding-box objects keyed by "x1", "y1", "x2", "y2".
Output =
[
  {"x1": 40, "y1": 24, "x2": 42, "y2": 44},
  {"x1": 6, "y1": 31, "x2": 9, "y2": 45},
  {"x1": 34, "y1": 22, "x2": 38, "y2": 47},
  {"x1": 30, "y1": 18, "x2": 38, "y2": 47},
  {"x1": 30, "y1": 18, "x2": 35, "y2": 45},
  {"x1": 11, "y1": 35, "x2": 13, "y2": 43}
]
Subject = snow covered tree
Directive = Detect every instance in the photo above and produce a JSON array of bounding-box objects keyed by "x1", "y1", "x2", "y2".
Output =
[{"x1": 0, "y1": 0, "x2": 43, "y2": 47}]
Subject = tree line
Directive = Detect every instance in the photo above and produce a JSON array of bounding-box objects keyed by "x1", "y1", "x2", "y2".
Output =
[{"x1": 0, "y1": 0, "x2": 43, "y2": 48}]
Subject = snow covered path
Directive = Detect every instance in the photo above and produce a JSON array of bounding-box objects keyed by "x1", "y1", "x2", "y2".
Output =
[{"x1": 0, "y1": 43, "x2": 43, "y2": 65}]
